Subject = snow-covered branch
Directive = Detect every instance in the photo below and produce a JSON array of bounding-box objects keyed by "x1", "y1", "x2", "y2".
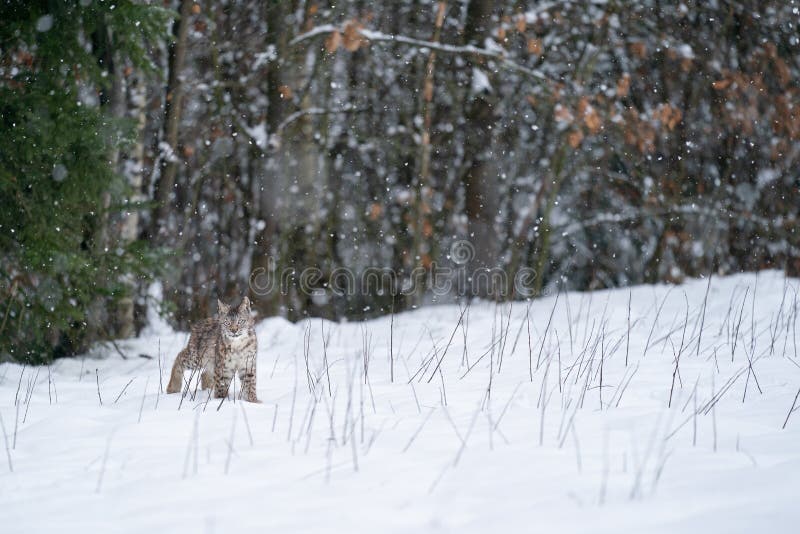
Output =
[{"x1": 290, "y1": 24, "x2": 552, "y2": 84}]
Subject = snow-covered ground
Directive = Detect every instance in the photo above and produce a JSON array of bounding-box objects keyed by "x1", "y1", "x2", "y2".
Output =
[{"x1": 2, "y1": 272, "x2": 800, "y2": 533}]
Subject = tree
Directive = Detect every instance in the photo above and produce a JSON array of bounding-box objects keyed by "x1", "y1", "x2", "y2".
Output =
[{"x1": 0, "y1": 1, "x2": 171, "y2": 362}]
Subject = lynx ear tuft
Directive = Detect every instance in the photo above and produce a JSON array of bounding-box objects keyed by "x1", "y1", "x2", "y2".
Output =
[
  {"x1": 239, "y1": 296, "x2": 251, "y2": 312},
  {"x1": 217, "y1": 299, "x2": 230, "y2": 315}
]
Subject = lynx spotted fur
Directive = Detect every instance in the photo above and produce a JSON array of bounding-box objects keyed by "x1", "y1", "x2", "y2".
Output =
[{"x1": 166, "y1": 296, "x2": 259, "y2": 402}]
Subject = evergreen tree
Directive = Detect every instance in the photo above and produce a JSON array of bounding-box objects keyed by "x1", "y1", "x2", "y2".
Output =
[{"x1": 0, "y1": 1, "x2": 171, "y2": 363}]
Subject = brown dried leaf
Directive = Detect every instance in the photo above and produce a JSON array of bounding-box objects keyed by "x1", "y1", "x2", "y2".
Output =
[
  {"x1": 629, "y1": 41, "x2": 647, "y2": 58},
  {"x1": 657, "y1": 103, "x2": 682, "y2": 131},
  {"x1": 584, "y1": 107, "x2": 602, "y2": 134},
  {"x1": 420, "y1": 198, "x2": 432, "y2": 214},
  {"x1": 368, "y1": 202, "x2": 383, "y2": 221},
  {"x1": 343, "y1": 20, "x2": 366, "y2": 52},
  {"x1": 515, "y1": 15, "x2": 527, "y2": 33},
  {"x1": 420, "y1": 253, "x2": 433, "y2": 269},
  {"x1": 616, "y1": 74, "x2": 631, "y2": 97},
  {"x1": 774, "y1": 57, "x2": 790, "y2": 87},
  {"x1": 278, "y1": 85, "x2": 293, "y2": 99},
  {"x1": 18, "y1": 51, "x2": 33, "y2": 67},
  {"x1": 527, "y1": 38, "x2": 542, "y2": 55},
  {"x1": 576, "y1": 96, "x2": 589, "y2": 117},
  {"x1": 639, "y1": 125, "x2": 656, "y2": 153},
  {"x1": 712, "y1": 79, "x2": 731, "y2": 90},
  {"x1": 325, "y1": 30, "x2": 341, "y2": 53},
  {"x1": 567, "y1": 129, "x2": 584, "y2": 148}
]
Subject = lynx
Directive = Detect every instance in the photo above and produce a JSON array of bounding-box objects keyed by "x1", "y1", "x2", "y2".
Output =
[{"x1": 166, "y1": 296, "x2": 259, "y2": 402}]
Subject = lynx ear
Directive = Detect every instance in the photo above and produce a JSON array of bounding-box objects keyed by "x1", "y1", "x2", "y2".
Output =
[
  {"x1": 217, "y1": 299, "x2": 230, "y2": 315},
  {"x1": 239, "y1": 296, "x2": 251, "y2": 313}
]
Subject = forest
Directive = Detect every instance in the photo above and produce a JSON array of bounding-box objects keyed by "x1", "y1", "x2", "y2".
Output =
[{"x1": 1, "y1": 0, "x2": 799, "y2": 363}]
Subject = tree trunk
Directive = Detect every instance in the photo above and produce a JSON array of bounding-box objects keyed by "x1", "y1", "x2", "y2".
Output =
[
  {"x1": 250, "y1": 1, "x2": 327, "y2": 320},
  {"x1": 116, "y1": 73, "x2": 149, "y2": 338},
  {"x1": 150, "y1": 0, "x2": 193, "y2": 241},
  {"x1": 462, "y1": 0, "x2": 501, "y2": 293}
]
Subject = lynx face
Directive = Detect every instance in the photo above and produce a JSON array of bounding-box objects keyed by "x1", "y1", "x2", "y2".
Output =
[{"x1": 217, "y1": 297, "x2": 253, "y2": 339}]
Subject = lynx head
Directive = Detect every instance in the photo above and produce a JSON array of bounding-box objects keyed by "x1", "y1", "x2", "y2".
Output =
[{"x1": 217, "y1": 296, "x2": 253, "y2": 338}]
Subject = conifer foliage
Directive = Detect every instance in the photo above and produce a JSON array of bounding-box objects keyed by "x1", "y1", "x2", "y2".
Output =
[{"x1": 0, "y1": 1, "x2": 171, "y2": 362}]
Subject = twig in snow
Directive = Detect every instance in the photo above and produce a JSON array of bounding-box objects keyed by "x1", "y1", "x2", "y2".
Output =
[
  {"x1": 96, "y1": 369, "x2": 103, "y2": 406},
  {"x1": 496, "y1": 300, "x2": 514, "y2": 372},
  {"x1": 643, "y1": 287, "x2": 673, "y2": 357},
  {"x1": 107, "y1": 338, "x2": 129, "y2": 360},
  {"x1": 695, "y1": 273, "x2": 713, "y2": 357},
  {"x1": 12, "y1": 402, "x2": 19, "y2": 449},
  {"x1": 599, "y1": 326, "x2": 605, "y2": 409},
  {"x1": 114, "y1": 378, "x2": 135, "y2": 404},
  {"x1": 22, "y1": 367, "x2": 39, "y2": 423},
  {"x1": 182, "y1": 412, "x2": 200, "y2": 479},
  {"x1": 731, "y1": 287, "x2": 750, "y2": 362},
  {"x1": 453, "y1": 405, "x2": 481, "y2": 467},
  {"x1": 539, "y1": 360, "x2": 550, "y2": 445},
  {"x1": 487, "y1": 382, "x2": 519, "y2": 438},
  {"x1": 157, "y1": 338, "x2": 163, "y2": 393},
  {"x1": 320, "y1": 319, "x2": 332, "y2": 396},
  {"x1": 711, "y1": 373, "x2": 718, "y2": 452},
  {"x1": 224, "y1": 412, "x2": 237, "y2": 475},
  {"x1": 441, "y1": 406, "x2": 466, "y2": 446},
  {"x1": 626, "y1": 289, "x2": 632, "y2": 366},
  {"x1": 425, "y1": 305, "x2": 469, "y2": 383},
  {"x1": 556, "y1": 330, "x2": 563, "y2": 393},
  {"x1": 96, "y1": 429, "x2": 116, "y2": 493},
  {"x1": 527, "y1": 299, "x2": 534, "y2": 381},
  {"x1": 0, "y1": 412, "x2": 12, "y2": 472},
  {"x1": 350, "y1": 419, "x2": 359, "y2": 472},
  {"x1": 667, "y1": 295, "x2": 690, "y2": 408},
  {"x1": 14, "y1": 364, "x2": 25, "y2": 406},
  {"x1": 138, "y1": 376, "x2": 149, "y2": 423},
  {"x1": 402, "y1": 408, "x2": 435, "y2": 453},
  {"x1": 741, "y1": 344, "x2": 763, "y2": 403},
  {"x1": 535, "y1": 288, "x2": 561, "y2": 372},
  {"x1": 389, "y1": 294, "x2": 395, "y2": 382},
  {"x1": 240, "y1": 402, "x2": 254, "y2": 447},
  {"x1": 47, "y1": 366, "x2": 53, "y2": 405},
  {"x1": 783, "y1": 387, "x2": 800, "y2": 429}
]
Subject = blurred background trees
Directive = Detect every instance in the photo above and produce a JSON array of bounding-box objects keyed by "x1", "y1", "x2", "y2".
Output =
[{"x1": 1, "y1": 0, "x2": 799, "y2": 362}]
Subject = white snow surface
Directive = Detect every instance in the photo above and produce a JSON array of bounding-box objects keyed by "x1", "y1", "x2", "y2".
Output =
[{"x1": 2, "y1": 272, "x2": 800, "y2": 533}]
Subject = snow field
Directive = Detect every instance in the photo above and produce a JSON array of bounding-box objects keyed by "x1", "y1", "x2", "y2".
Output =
[{"x1": 1, "y1": 271, "x2": 800, "y2": 533}]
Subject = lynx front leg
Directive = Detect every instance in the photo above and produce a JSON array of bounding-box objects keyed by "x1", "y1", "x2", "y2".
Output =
[
  {"x1": 166, "y1": 350, "x2": 187, "y2": 394},
  {"x1": 201, "y1": 367, "x2": 214, "y2": 390},
  {"x1": 214, "y1": 365, "x2": 234, "y2": 399},
  {"x1": 238, "y1": 359, "x2": 259, "y2": 403}
]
